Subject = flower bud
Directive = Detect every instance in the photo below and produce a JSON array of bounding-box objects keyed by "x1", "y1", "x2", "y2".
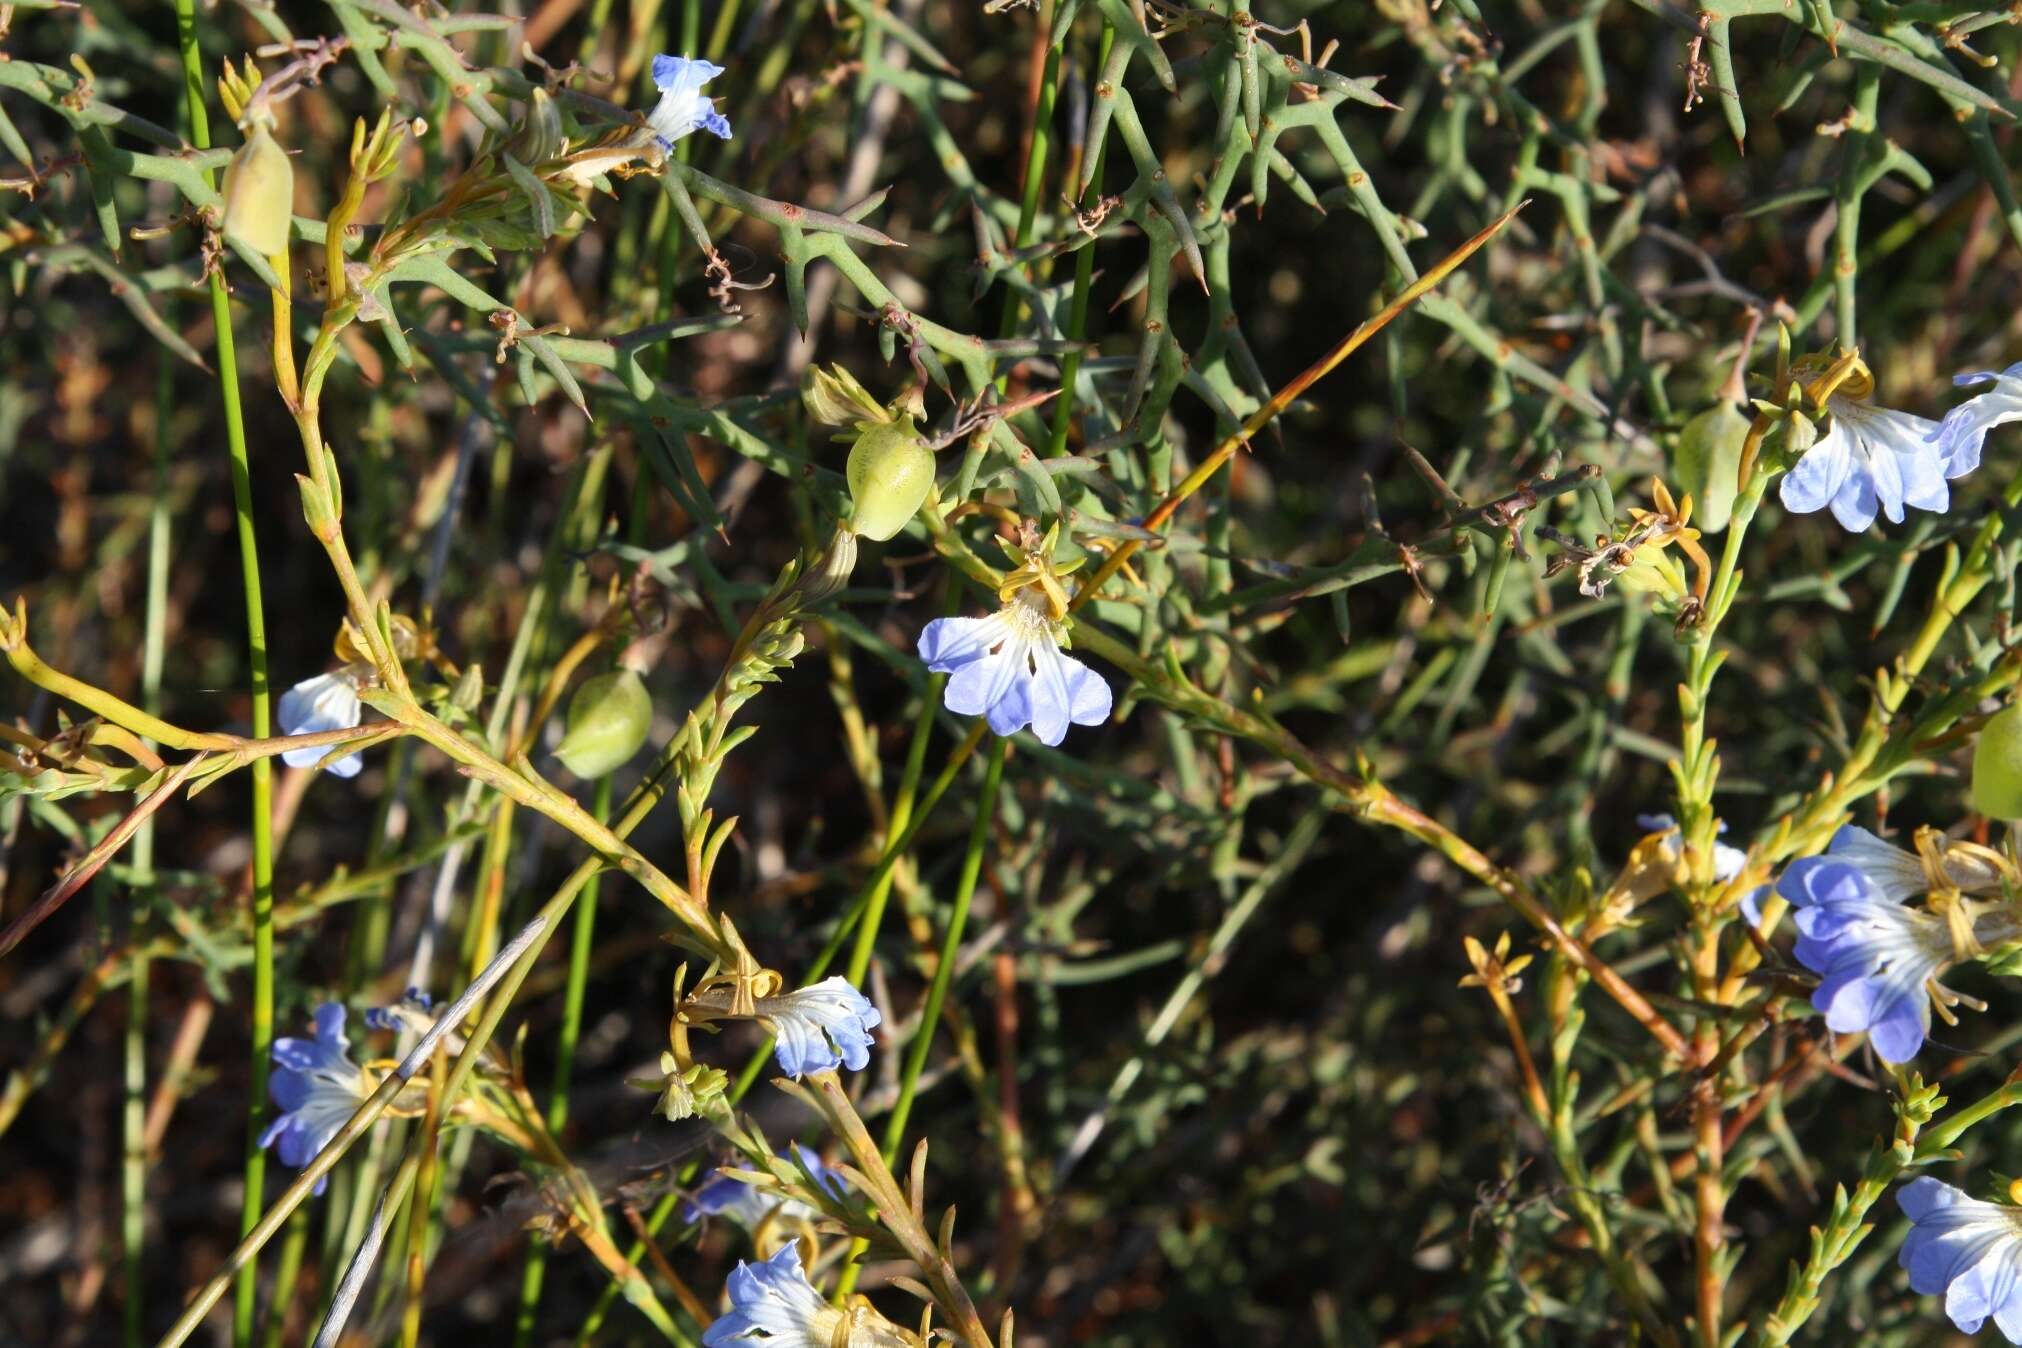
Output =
[
  {"x1": 555, "y1": 670, "x2": 653, "y2": 778},
  {"x1": 802, "y1": 365, "x2": 888, "y2": 427},
  {"x1": 792, "y1": 528, "x2": 858, "y2": 606},
  {"x1": 648, "y1": 1051, "x2": 728, "y2": 1122},
  {"x1": 1674, "y1": 401, "x2": 1748, "y2": 534},
  {"x1": 846, "y1": 421, "x2": 934, "y2": 541},
  {"x1": 220, "y1": 121, "x2": 295, "y2": 256},
  {"x1": 1973, "y1": 704, "x2": 2022, "y2": 819},
  {"x1": 513, "y1": 88, "x2": 565, "y2": 166}
]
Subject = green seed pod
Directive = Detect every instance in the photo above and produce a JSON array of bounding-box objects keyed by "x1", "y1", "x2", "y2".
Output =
[
  {"x1": 555, "y1": 670, "x2": 653, "y2": 778},
  {"x1": 220, "y1": 121, "x2": 295, "y2": 256},
  {"x1": 846, "y1": 421, "x2": 934, "y2": 542},
  {"x1": 1674, "y1": 401, "x2": 1749, "y2": 534},
  {"x1": 1973, "y1": 704, "x2": 2022, "y2": 819}
]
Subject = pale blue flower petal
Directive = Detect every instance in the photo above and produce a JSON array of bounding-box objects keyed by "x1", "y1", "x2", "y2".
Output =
[
  {"x1": 1860, "y1": 425, "x2": 1908, "y2": 523},
  {"x1": 1829, "y1": 460, "x2": 1880, "y2": 532},
  {"x1": 759, "y1": 977, "x2": 881, "y2": 1078},
  {"x1": 1897, "y1": 1177, "x2": 2022, "y2": 1342},
  {"x1": 922, "y1": 601, "x2": 1111, "y2": 746},
  {"x1": 1932, "y1": 360, "x2": 2022, "y2": 481},
  {"x1": 647, "y1": 54, "x2": 732, "y2": 146},
  {"x1": 701, "y1": 1245, "x2": 831, "y2": 1347},
  {"x1": 946, "y1": 647, "x2": 1026, "y2": 723},
  {"x1": 1025, "y1": 644, "x2": 1074, "y2": 746},
  {"x1": 684, "y1": 1144, "x2": 847, "y2": 1229},
  {"x1": 1826, "y1": 824, "x2": 1928, "y2": 904},
  {"x1": 278, "y1": 672, "x2": 365, "y2": 776},
  {"x1": 365, "y1": 987, "x2": 433, "y2": 1033},
  {"x1": 1789, "y1": 397, "x2": 1951, "y2": 533},
  {"x1": 261, "y1": 1002, "x2": 369, "y2": 1195},
  {"x1": 1635, "y1": 812, "x2": 1747, "y2": 883},
  {"x1": 1774, "y1": 854, "x2": 1948, "y2": 1062},
  {"x1": 983, "y1": 671, "x2": 1035, "y2": 739},
  {"x1": 1897, "y1": 438, "x2": 1952, "y2": 514},
  {"x1": 1738, "y1": 886, "x2": 1765, "y2": 927},
  {"x1": 1061, "y1": 651, "x2": 1112, "y2": 729},
  {"x1": 917, "y1": 613, "x2": 1002, "y2": 673},
  {"x1": 652, "y1": 54, "x2": 724, "y2": 95},
  {"x1": 1779, "y1": 427, "x2": 1853, "y2": 516}
]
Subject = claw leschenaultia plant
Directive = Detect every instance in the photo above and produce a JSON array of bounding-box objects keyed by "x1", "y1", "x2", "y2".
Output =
[{"x1": 19, "y1": 5, "x2": 2022, "y2": 1348}]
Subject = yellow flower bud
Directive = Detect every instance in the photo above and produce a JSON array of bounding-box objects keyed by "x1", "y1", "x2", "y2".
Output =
[
  {"x1": 555, "y1": 670, "x2": 653, "y2": 778},
  {"x1": 220, "y1": 121, "x2": 295, "y2": 256},
  {"x1": 845, "y1": 421, "x2": 934, "y2": 542}
]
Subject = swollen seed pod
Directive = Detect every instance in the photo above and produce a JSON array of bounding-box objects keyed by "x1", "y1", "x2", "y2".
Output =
[
  {"x1": 555, "y1": 670, "x2": 653, "y2": 778},
  {"x1": 1674, "y1": 401, "x2": 1748, "y2": 534},
  {"x1": 1972, "y1": 704, "x2": 2022, "y2": 819},
  {"x1": 845, "y1": 421, "x2": 934, "y2": 542},
  {"x1": 220, "y1": 121, "x2": 295, "y2": 256}
]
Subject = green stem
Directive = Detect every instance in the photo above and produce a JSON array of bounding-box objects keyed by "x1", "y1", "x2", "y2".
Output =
[
  {"x1": 880, "y1": 737, "x2": 1005, "y2": 1158},
  {"x1": 122, "y1": 945, "x2": 150, "y2": 1347},
  {"x1": 573, "y1": 720, "x2": 990, "y2": 1341},
  {"x1": 1046, "y1": 22, "x2": 1113, "y2": 460},
  {"x1": 168, "y1": 7, "x2": 275, "y2": 1343},
  {"x1": 512, "y1": 771, "x2": 614, "y2": 1348},
  {"x1": 995, "y1": 22, "x2": 1060, "y2": 352},
  {"x1": 844, "y1": 658, "x2": 946, "y2": 988},
  {"x1": 124, "y1": 319, "x2": 177, "y2": 1348}
]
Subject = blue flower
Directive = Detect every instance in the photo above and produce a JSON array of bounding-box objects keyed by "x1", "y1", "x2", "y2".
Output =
[
  {"x1": 278, "y1": 672, "x2": 364, "y2": 778},
  {"x1": 1637, "y1": 812, "x2": 1767, "y2": 921},
  {"x1": 918, "y1": 592, "x2": 1112, "y2": 746},
  {"x1": 701, "y1": 1245, "x2": 838, "y2": 1348},
  {"x1": 685, "y1": 1144, "x2": 847, "y2": 1228},
  {"x1": 1779, "y1": 386, "x2": 1950, "y2": 532},
  {"x1": 364, "y1": 987, "x2": 433, "y2": 1034},
  {"x1": 757, "y1": 977, "x2": 881, "y2": 1079},
  {"x1": 259, "y1": 1003, "x2": 371, "y2": 1194},
  {"x1": 1826, "y1": 823, "x2": 2008, "y2": 904},
  {"x1": 1636, "y1": 812, "x2": 1748, "y2": 882},
  {"x1": 1898, "y1": 1176, "x2": 2022, "y2": 1342},
  {"x1": 649, "y1": 55, "x2": 731, "y2": 147},
  {"x1": 1774, "y1": 854, "x2": 1953, "y2": 1063},
  {"x1": 1931, "y1": 360, "x2": 2022, "y2": 485}
]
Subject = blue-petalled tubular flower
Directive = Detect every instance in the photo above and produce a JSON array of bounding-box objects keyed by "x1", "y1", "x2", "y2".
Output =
[
  {"x1": 917, "y1": 527, "x2": 1112, "y2": 746},
  {"x1": 278, "y1": 671, "x2": 365, "y2": 778},
  {"x1": 1775, "y1": 826, "x2": 2018, "y2": 1063},
  {"x1": 1898, "y1": 1176, "x2": 2022, "y2": 1342},
  {"x1": 1780, "y1": 358, "x2": 1954, "y2": 532},
  {"x1": 1638, "y1": 811, "x2": 1768, "y2": 923},
  {"x1": 1826, "y1": 823, "x2": 2010, "y2": 903},
  {"x1": 364, "y1": 987, "x2": 434, "y2": 1035},
  {"x1": 1932, "y1": 360, "x2": 2022, "y2": 486},
  {"x1": 760, "y1": 977, "x2": 881, "y2": 1079},
  {"x1": 1777, "y1": 855, "x2": 1947, "y2": 1062},
  {"x1": 649, "y1": 55, "x2": 731, "y2": 148},
  {"x1": 260, "y1": 1004, "x2": 371, "y2": 1194},
  {"x1": 701, "y1": 1245, "x2": 921, "y2": 1347},
  {"x1": 702, "y1": 1245, "x2": 833, "y2": 1348},
  {"x1": 687, "y1": 1143, "x2": 847, "y2": 1228},
  {"x1": 1636, "y1": 812, "x2": 1747, "y2": 882}
]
